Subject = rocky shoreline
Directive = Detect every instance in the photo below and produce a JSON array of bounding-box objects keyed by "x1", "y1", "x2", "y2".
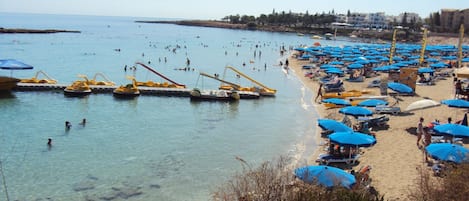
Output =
[{"x1": 0, "y1": 28, "x2": 80, "y2": 34}]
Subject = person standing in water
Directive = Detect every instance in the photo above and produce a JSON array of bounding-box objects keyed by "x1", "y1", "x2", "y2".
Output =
[
  {"x1": 79, "y1": 118, "x2": 86, "y2": 126},
  {"x1": 47, "y1": 138, "x2": 52, "y2": 150}
]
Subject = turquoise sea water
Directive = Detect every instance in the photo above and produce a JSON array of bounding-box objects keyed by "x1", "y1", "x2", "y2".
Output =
[{"x1": 0, "y1": 13, "x2": 354, "y2": 200}]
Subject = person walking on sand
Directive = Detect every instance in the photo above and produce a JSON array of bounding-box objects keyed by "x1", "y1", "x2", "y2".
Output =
[
  {"x1": 455, "y1": 80, "x2": 462, "y2": 98},
  {"x1": 315, "y1": 83, "x2": 323, "y2": 102},
  {"x1": 417, "y1": 117, "x2": 424, "y2": 147}
]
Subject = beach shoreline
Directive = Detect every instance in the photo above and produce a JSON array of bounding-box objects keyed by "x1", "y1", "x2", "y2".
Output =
[{"x1": 287, "y1": 49, "x2": 468, "y2": 200}]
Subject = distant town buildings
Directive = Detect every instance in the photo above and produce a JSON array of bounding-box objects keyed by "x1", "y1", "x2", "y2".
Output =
[
  {"x1": 440, "y1": 8, "x2": 469, "y2": 32},
  {"x1": 333, "y1": 8, "x2": 468, "y2": 32},
  {"x1": 335, "y1": 12, "x2": 415, "y2": 29}
]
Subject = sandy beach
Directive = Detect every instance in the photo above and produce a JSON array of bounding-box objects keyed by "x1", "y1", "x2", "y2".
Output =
[{"x1": 288, "y1": 43, "x2": 468, "y2": 200}]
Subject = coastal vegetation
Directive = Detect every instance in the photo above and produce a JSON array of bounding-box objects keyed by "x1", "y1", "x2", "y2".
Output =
[
  {"x1": 211, "y1": 157, "x2": 384, "y2": 201},
  {"x1": 212, "y1": 157, "x2": 469, "y2": 201},
  {"x1": 408, "y1": 163, "x2": 469, "y2": 201},
  {"x1": 138, "y1": 9, "x2": 465, "y2": 43}
]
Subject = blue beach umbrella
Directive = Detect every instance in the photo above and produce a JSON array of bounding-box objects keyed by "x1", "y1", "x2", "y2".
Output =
[
  {"x1": 373, "y1": 65, "x2": 399, "y2": 72},
  {"x1": 325, "y1": 68, "x2": 344, "y2": 75},
  {"x1": 294, "y1": 165, "x2": 356, "y2": 189},
  {"x1": 339, "y1": 106, "x2": 373, "y2": 117},
  {"x1": 430, "y1": 62, "x2": 448, "y2": 68},
  {"x1": 348, "y1": 63, "x2": 364, "y2": 69},
  {"x1": 425, "y1": 143, "x2": 469, "y2": 164},
  {"x1": 441, "y1": 99, "x2": 469, "y2": 108},
  {"x1": 318, "y1": 119, "x2": 353, "y2": 133},
  {"x1": 0, "y1": 59, "x2": 34, "y2": 70},
  {"x1": 425, "y1": 58, "x2": 439, "y2": 63},
  {"x1": 329, "y1": 61, "x2": 344, "y2": 65},
  {"x1": 318, "y1": 119, "x2": 352, "y2": 132},
  {"x1": 441, "y1": 55, "x2": 457, "y2": 61},
  {"x1": 328, "y1": 131, "x2": 376, "y2": 147},
  {"x1": 418, "y1": 67, "x2": 435, "y2": 74},
  {"x1": 462, "y1": 58, "x2": 469, "y2": 63},
  {"x1": 357, "y1": 99, "x2": 388, "y2": 107},
  {"x1": 387, "y1": 82, "x2": 413, "y2": 94},
  {"x1": 0, "y1": 59, "x2": 34, "y2": 77},
  {"x1": 322, "y1": 98, "x2": 351, "y2": 106},
  {"x1": 433, "y1": 124, "x2": 469, "y2": 138}
]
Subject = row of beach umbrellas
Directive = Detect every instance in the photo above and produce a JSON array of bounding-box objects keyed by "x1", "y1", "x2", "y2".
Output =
[{"x1": 296, "y1": 97, "x2": 469, "y2": 189}]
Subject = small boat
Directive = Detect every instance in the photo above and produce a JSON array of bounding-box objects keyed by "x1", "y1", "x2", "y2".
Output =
[
  {"x1": 190, "y1": 88, "x2": 240, "y2": 101},
  {"x1": 311, "y1": 35, "x2": 323, "y2": 39},
  {"x1": 64, "y1": 81, "x2": 92, "y2": 97},
  {"x1": 113, "y1": 76, "x2": 140, "y2": 98},
  {"x1": 235, "y1": 90, "x2": 260, "y2": 99},
  {"x1": 325, "y1": 33, "x2": 333, "y2": 40}
]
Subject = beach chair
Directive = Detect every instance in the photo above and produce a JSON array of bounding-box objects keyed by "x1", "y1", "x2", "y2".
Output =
[
  {"x1": 315, "y1": 153, "x2": 361, "y2": 165},
  {"x1": 324, "y1": 80, "x2": 344, "y2": 92}
]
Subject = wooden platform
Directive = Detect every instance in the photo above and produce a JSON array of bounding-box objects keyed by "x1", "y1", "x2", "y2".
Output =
[{"x1": 14, "y1": 83, "x2": 191, "y2": 97}]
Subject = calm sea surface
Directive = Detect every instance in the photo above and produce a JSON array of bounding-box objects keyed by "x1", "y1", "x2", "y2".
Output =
[{"x1": 0, "y1": 13, "x2": 355, "y2": 200}]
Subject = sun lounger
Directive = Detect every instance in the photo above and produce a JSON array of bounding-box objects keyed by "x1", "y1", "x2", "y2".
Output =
[
  {"x1": 430, "y1": 136, "x2": 463, "y2": 144},
  {"x1": 431, "y1": 136, "x2": 445, "y2": 143},
  {"x1": 374, "y1": 105, "x2": 401, "y2": 115},
  {"x1": 315, "y1": 153, "x2": 360, "y2": 165}
]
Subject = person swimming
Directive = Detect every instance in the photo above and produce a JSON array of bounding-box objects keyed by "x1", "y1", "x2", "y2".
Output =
[
  {"x1": 79, "y1": 118, "x2": 86, "y2": 126},
  {"x1": 47, "y1": 138, "x2": 52, "y2": 148},
  {"x1": 65, "y1": 121, "x2": 72, "y2": 130}
]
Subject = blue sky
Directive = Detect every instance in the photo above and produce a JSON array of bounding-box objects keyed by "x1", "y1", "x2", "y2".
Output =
[{"x1": 0, "y1": 0, "x2": 468, "y2": 19}]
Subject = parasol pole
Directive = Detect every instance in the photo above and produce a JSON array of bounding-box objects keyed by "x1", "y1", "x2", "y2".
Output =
[
  {"x1": 389, "y1": 29, "x2": 398, "y2": 64},
  {"x1": 457, "y1": 24, "x2": 464, "y2": 68},
  {"x1": 419, "y1": 28, "x2": 428, "y2": 66}
]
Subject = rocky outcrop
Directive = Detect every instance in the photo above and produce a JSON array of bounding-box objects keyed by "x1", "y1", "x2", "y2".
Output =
[{"x1": 0, "y1": 28, "x2": 80, "y2": 34}]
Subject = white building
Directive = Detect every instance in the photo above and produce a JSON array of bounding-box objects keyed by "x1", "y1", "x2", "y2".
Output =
[
  {"x1": 347, "y1": 12, "x2": 367, "y2": 27},
  {"x1": 343, "y1": 12, "x2": 388, "y2": 29},
  {"x1": 396, "y1": 12, "x2": 422, "y2": 24},
  {"x1": 365, "y1": 12, "x2": 388, "y2": 29}
]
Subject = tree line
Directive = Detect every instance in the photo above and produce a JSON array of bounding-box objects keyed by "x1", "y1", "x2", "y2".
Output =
[
  {"x1": 221, "y1": 9, "x2": 336, "y2": 29},
  {"x1": 221, "y1": 9, "x2": 460, "y2": 33}
]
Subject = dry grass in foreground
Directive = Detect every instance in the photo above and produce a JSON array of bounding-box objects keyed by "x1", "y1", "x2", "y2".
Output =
[
  {"x1": 211, "y1": 156, "x2": 384, "y2": 201},
  {"x1": 408, "y1": 163, "x2": 469, "y2": 201}
]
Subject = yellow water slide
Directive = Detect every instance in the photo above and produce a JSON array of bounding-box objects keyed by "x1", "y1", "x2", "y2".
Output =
[
  {"x1": 20, "y1": 70, "x2": 57, "y2": 84},
  {"x1": 223, "y1": 66, "x2": 277, "y2": 96}
]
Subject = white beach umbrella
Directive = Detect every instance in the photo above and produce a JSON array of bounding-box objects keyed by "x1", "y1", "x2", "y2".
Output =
[
  {"x1": 455, "y1": 67, "x2": 469, "y2": 78},
  {"x1": 404, "y1": 99, "x2": 441, "y2": 112}
]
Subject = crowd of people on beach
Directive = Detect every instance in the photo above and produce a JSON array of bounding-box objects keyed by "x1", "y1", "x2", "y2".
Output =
[{"x1": 289, "y1": 41, "x2": 469, "y2": 197}]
